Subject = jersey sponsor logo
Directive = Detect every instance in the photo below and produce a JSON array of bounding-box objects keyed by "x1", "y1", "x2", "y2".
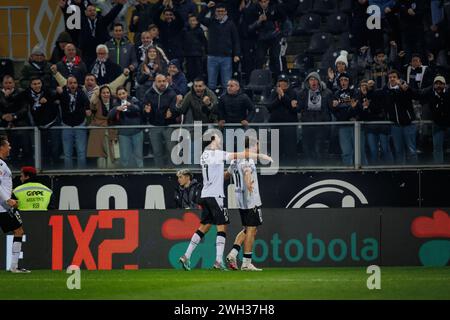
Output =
[{"x1": 286, "y1": 179, "x2": 368, "y2": 208}]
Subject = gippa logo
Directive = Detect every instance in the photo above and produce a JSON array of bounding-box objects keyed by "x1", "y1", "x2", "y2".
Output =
[{"x1": 411, "y1": 209, "x2": 450, "y2": 266}]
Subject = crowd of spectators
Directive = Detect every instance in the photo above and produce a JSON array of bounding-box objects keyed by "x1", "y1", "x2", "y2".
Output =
[{"x1": 1, "y1": 0, "x2": 450, "y2": 169}]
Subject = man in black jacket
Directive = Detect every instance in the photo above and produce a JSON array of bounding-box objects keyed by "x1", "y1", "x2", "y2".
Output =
[
  {"x1": 372, "y1": 70, "x2": 417, "y2": 164},
  {"x1": 0, "y1": 75, "x2": 32, "y2": 164},
  {"x1": 414, "y1": 75, "x2": 450, "y2": 163},
  {"x1": 247, "y1": 0, "x2": 286, "y2": 76},
  {"x1": 199, "y1": 2, "x2": 241, "y2": 92},
  {"x1": 78, "y1": 0, "x2": 126, "y2": 67},
  {"x1": 20, "y1": 77, "x2": 61, "y2": 166},
  {"x1": 267, "y1": 74, "x2": 298, "y2": 164},
  {"x1": 153, "y1": 4, "x2": 185, "y2": 62},
  {"x1": 174, "y1": 169, "x2": 202, "y2": 209},
  {"x1": 89, "y1": 45, "x2": 123, "y2": 86},
  {"x1": 56, "y1": 76, "x2": 91, "y2": 169},
  {"x1": 129, "y1": 0, "x2": 158, "y2": 44},
  {"x1": 218, "y1": 79, "x2": 253, "y2": 127},
  {"x1": 183, "y1": 15, "x2": 207, "y2": 82},
  {"x1": 143, "y1": 74, "x2": 178, "y2": 168}
]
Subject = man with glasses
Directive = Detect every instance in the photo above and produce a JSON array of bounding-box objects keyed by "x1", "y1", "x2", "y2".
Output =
[{"x1": 199, "y1": 2, "x2": 241, "y2": 92}]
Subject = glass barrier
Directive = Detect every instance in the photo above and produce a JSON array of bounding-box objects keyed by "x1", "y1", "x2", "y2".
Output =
[
  {"x1": 360, "y1": 121, "x2": 449, "y2": 167},
  {"x1": 0, "y1": 127, "x2": 35, "y2": 171},
  {"x1": 5, "y1": 121, "x2": 449, "y2": 172}
]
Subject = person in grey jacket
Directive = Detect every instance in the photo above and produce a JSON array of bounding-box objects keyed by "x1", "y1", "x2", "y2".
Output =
[
  {"x1": 298, "y1": 71, "x2": 333, "y2": 164},
  {"x1": 105, "y1": 23, "x2": 138, "y2": 72}
]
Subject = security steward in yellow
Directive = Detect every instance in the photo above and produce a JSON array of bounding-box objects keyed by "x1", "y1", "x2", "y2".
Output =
[{"x1": 12, "y1": 167, "x2": 52, "y2": 211}]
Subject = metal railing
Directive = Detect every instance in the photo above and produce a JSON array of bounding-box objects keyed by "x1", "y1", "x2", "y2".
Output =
[{"x1": 1, "y1": 120, "x2": 448, "y2": 173}]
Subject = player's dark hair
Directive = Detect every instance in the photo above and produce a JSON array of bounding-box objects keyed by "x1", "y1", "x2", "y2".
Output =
[{"x1": 113, "y1": 22, "x2": 124, "y2": 29}]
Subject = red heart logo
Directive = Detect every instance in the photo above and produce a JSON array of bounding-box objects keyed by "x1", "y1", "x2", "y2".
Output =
[
  {"x1": 411, "y1": 209, "x2": 450, "y2": 238},
  {"x1": 162, "y1": 212, "x2": 201, "y2": 240}
]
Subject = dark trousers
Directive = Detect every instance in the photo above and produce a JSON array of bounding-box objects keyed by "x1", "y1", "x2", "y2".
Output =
[
  {"x1": 255, "y1": 38, "x2": 282, "y2": 76},
  {"x1": 185, "y1": 56, "x2": 204, "y2": 82}
]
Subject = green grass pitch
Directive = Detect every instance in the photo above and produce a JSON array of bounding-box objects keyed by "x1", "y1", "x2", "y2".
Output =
[{"x1": 0, "y1": 267, "x2": 449, "y2": 300}]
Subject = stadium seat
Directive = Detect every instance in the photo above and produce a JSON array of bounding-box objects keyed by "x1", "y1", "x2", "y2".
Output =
[
  {"x1": 325, "y1": 12, "x2": 349, "y2": 35},
  {"x1": 320, "y1": 47, "x2": 341, "y2": 69},
  {"x1": 293, "y1": 13, "x2": 321, "y2": 36},
  {"x1": 245, "y1": 69, "x2": 273, "y2": 99},
  {"x1": 294, "y1": 53, "x2": 315, "y2": 74},
  {"x1": 306, "y1": 32, "x2": 333, "y2": 54},
  {"x1": 296, "y1": 0, "x2": 313, "y2": 15},
  {"x1": 336, "y1": 32, "x2": 352, "y2": 50},
  {"x1": 311, "y1": 0, "x2": 337, "y2": 15},
  {"x1": 248, "y1": 104, "x2": 270, "y2": 123},
  {"x1": 339, "y1": 0, "x2": 352, "y2": 13}
]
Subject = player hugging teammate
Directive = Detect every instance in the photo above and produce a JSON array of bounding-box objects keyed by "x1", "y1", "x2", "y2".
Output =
[{"x1": 180, "y1": 134, "x2": 270, "y2": 271}]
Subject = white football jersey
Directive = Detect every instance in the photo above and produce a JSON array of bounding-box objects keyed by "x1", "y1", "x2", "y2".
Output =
[
  {"x1": 0, "y1": 159, "x2": 13, "y2": 212},
  {"x1": 200, "y1": 149, "x2": 231, "y2": 198},
  {"x1": 228, "y1": 158, "x2": 262, "y2": 209}
]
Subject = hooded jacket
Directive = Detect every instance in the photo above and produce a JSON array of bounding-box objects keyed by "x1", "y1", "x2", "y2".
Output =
[
  {"x1": 298, "y1": 72, "x2": 333, "y2": 122},
  {"x1": 50, "y1": 32, "x2": 81, "y2": 64},
  {"x1": 143, "y1": 83, "x2": 178, "y2": 126},
  {"x1": 19, "y1": 59, "x2": 55, "y2": 90}
]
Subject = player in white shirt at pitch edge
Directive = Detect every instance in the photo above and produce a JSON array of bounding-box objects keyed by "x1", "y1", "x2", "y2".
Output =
[{"x1": 0, "y1": 135, "x2": 31, "y2": 273}]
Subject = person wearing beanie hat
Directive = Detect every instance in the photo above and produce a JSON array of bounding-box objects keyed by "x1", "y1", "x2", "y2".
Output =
[
  {"x1": 359, "y1": 41, "x2": 398, "y2": 90},
  {"x1": 332, "y1": 69, "x2": 362, "y2": 166},
  {"x1": 298, "y1": 71, "x2": 334, "y2": 164},
  {"x1": 335, "y1": 50, "x2": 349, "y2": 68},
  {"x1": 19, "y1": 44, "x2": 54, "y2": 90},
  {"x1": 267, "y1": 73, "x2": 298, "y2": 163},
  {"x1": 327, "y1": 50, "x2": 349, "y2": 92},
  {"x1": 412, "y1": 74, "x2": 450, "y2": 163},
  {"x1": 168, "y1": 58, "x2": 188, "y2": 97},
  {"x1": 31, "y1": 45, "x2": 45, "y2": 57},
  {"x1": 50, "y1": 31, "x2": 82, "y2": 64}
]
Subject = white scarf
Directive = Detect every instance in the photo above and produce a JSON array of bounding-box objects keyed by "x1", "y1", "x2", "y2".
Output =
[
  {"x1": 92, "y1": 59, "x2": 107, "y2": 78},
  {"x1": 31, "y1": 90, "x2": 43, "y2": 110},
  {"x1": 69, "y1": 90, "x2": 77, "y2": 112}
]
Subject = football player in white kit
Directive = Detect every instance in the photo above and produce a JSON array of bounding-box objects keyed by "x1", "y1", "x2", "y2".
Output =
[
  {"x1": 0, "y1": 136, "x2": 30, "y2": 273},
  {"x1": 225, "y1": 137, "x2": 263, "y2": 271},
  {"x1": 179, "y1": 133, "x2": 272, "y2": 271}
]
